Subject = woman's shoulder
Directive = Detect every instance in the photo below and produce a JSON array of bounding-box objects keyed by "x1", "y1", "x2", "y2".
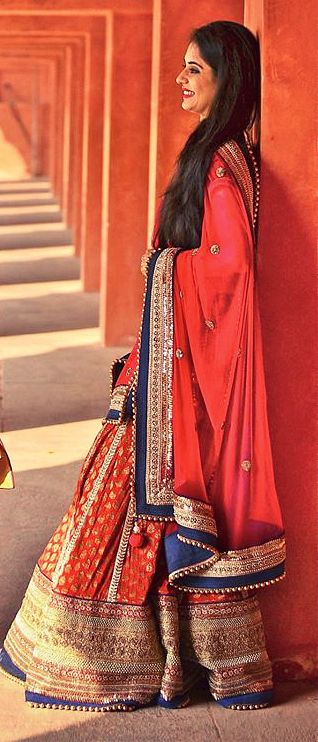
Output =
[{"x1": 206, "y1": 150, "x2": 234, "y2": 186}]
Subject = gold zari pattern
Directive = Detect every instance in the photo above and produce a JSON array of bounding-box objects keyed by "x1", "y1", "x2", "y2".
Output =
[
  {"x1": 107, "y1": 385, "x2": 131, "y2": 424},
  {"x1": 202, "y1": 537, "x2": 286, "y2": 578},
  {"x1": 144, "y1": 248, "x2": 178, "y2": 506},
  {"x1": 4, "y1": 568, "x2": 273, "y2": 709},
  {"x1": 174, "y1": 495, "x2": 217, "y2": 538},
  {"x1": 179, "y1": 597, "x2": 272, "y2": 700},
  {"x1": 218, "y1": 137, "x2": 255, "y2": 231},
  {"x1": 107, "y1": 498, "x2": 135, "y2": 602}
]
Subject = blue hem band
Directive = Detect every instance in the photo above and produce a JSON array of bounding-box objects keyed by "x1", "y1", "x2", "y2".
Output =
[
  {"x1": 175, "y1": 561, "x2": 285, "y2": 590},
  {"x1": 25, "y1": 690, "x2": 140, "y2": 710},
  {"x1": 0, "y1": 648, "x2": 26, "y2": 681},
  {"x1": 156, "y1": 692, "x2": 189, "y2": 708},
  {"x1": 216, "y1": 689, "x2": 273, "y2": 708},
  {"x1": 165, "y1": 531, "x2": 217, "y2": 573},
  {"x1": 178, "y1": 525, "x2": 218, "y2": 547}
]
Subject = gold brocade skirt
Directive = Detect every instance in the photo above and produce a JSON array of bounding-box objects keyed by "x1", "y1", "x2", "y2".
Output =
[{"x1": 0, "y1": 421, "x2": 273, "y2": 711}]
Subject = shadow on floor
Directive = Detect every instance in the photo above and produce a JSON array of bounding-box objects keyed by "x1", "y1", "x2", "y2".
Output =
[
  {"x1": 2, "y1": 343, "x2": 111, "y2": 431},
  {"x1": 1, "y1": 292, "x2": 99, "y2": 336},
  {"x1": 1, "y1": 255, "x2": 80, "y2": 284}
]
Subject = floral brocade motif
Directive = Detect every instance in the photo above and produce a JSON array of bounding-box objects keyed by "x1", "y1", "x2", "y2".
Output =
[
  {"x1": 37, "y1": 422, "x2": 165, "y2": 604},
  {"x1": 38, "y1": 424, "x2": 133, "y2": 599}
]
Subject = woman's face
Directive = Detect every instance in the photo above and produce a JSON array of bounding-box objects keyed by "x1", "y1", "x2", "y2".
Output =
[{"x1": 176, "y1": 42, "x2": 218, "y2": 120}]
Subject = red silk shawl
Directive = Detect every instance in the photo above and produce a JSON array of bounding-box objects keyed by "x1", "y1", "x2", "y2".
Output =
[{"x1": 108, "y1": 137, "x2": 285, "y2": 594}]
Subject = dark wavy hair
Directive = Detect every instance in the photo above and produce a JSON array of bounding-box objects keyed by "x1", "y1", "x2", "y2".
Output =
[{"x1": 156, "y1": 21, "x2": 260, "y2": 250}]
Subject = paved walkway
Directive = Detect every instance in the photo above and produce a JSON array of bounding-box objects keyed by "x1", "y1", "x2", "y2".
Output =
[{"x1": 0, "y1": 205, "x2": 316, "y2": 741}]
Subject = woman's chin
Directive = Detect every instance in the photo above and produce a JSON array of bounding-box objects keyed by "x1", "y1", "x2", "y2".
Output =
[{"x1": 181, "y1": 100, "x2": 198, "y2": 115}]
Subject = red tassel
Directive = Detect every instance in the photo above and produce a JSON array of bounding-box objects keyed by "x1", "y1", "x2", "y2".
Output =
[
  {"x1": 129, "y1": 532, "x2": 145, "y2": 547},
  {"x1": 129, "y1": 522, "x2": 145, "y2": 548}
]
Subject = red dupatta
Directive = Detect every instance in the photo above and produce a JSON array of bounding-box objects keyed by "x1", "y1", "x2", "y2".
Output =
[{"x1": 107, "y1": 135, "x2": 285, "y2": 593}]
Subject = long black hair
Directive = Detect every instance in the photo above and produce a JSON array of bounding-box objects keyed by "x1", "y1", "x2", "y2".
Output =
[{"x1": 156, "y1": 21, "x2": 260, "y2": 250}]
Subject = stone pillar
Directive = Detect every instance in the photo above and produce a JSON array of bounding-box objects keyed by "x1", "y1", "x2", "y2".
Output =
[
  {"x1": 54, "y1": 50, "x2": 68, "y2": 207},
  {"x1": 147, "y1": 0, "x2": 244, "y2": 242},
  {"x1": 66, "y1": 38, "x2": 85, "y2": 255},
  {"x1": 100, "y1": 11, "x2": 152, "y2": 346},
  {"x1": 80, "y1": 24, "x2": 106, "y2": 291},
  {"x1": 244, "y1": 0, "x2": 317, "y2": 678}
]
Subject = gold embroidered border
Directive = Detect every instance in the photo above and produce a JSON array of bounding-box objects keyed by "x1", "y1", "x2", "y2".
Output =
[
  {"x1": 151, "y1": 594, "x2": 184, "y2": 701},
  {"x1": 179, "y1": 595, "x2": 272, "y2": 700},
  {"x1": 145, "y1": 248, "x2": 178, "y2": 505},
  {"x1": 218, "y1": 138, "x2": 254, "y2": 231},
  {"x1": 174, "y1": 593, "x2": 272, "y2": 702},
  {"x1": 202, "y1": 536, "x2": 286, "y2": 578},
  {"x1": 23, "y1": 577, "x2": 165, "y2": 706},
  {"x1": 109, "y1": 385, "x2": 129, "y2": 413},
  {"x1": 174, "y1": 495, "x2": 217, "y2": 537},
  {"x1": 168, "y1": 537, "x2": 285, "y2": 592},
  {"x1": 4, "y1": 567, "x2": 273, "y2": 709},
  {"x1": 173, "y1": 572, "x2": 285, "y2": 594},
  {"x1": 4, "y1": 567, "x2": 51, "y2": 675},
  {"x1": 107, "y1": 498, "x2": 135, "y2": 602},
  {"x1": 106, "y1": 385, "x2": 131, "y2": 424}
]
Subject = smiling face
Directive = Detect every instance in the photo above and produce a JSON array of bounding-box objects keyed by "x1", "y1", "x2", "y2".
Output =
[{"x1": 176, "y1": 42, "x2": 218, "y2": 120}]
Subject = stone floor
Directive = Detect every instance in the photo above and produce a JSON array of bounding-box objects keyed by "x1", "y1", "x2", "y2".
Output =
[
  {"x1": 0, "y1": 233, "x2": 317, "y2": 741},
  {"x1": 0, "y1": 674, "x2": 317, "y2": 742}
]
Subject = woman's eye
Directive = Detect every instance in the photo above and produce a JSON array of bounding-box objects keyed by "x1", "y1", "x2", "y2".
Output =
[{"x1": 182, "y1": 65, "x2": 200, "y2": 74}]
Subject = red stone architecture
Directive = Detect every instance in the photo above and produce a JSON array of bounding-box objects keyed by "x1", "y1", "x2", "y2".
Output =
[{"x1": 0, "y1": 0, "x2": 316, "y2": 685}]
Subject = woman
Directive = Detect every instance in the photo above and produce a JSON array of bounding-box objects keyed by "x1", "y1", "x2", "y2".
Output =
[{"x1": 0, "y1": 21, "x2": 285, "y2": 712}]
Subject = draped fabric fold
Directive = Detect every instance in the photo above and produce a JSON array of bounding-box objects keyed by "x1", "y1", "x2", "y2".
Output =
[{"x1": 110, "y1": 137, "x2": 285, "y2": 593}]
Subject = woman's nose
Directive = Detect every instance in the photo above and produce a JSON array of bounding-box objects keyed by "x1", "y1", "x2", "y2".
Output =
[{"x1": 176, "y1": 68, "x2": 188, "y2": 85}]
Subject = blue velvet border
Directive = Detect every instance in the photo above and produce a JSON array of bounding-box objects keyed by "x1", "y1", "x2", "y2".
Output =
[
  {"x1": 0, "y1": 648, "x2": 26, "y2": 681},
  {"x1": 165, "y1": 531, "x2": 285, "y2": 589},
  {"x1": 178, "y1": 525, "x2": 218, "y2": 547},
  {"x1": 106, "y1": 409, "x2": 120, "y2": 421},
  {"x1": 165, "y1": 532, "x2": 218, "y2": 573},
  {"x1": 156, "y1": 691, "x2": 189, "y2": 708},
  {"x1": 135, "y1": 251, "x2": 173, "y2": 518},
  {"x1": 105, "y1": 389, "x2": 133, "y2": 422},
  {"x1": 25, "y1": 689, "x2": 192, "y2": 711},
  {"x1": 175, "y1": 562, "x2": 285, "y2": 590},
  {"x1": 25, "y1": 690, "x2": 140, "y2": 710},
  {"x1": 216, "y1": 689, "x2": 273, "y2": 708}
]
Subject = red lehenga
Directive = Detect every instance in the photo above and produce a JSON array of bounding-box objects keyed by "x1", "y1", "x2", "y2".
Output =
[{"x1": 0, "y1": 133, "x2": 285, "y2": 712}]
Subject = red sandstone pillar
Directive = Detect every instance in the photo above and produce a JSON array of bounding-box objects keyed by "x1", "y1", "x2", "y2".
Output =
[
  {"x1": 244, "y1": 0, "x2": 317, "y2": 677},
  {"x1": 52, "y1": 52, "x2": 67, "y2": 205},
  {"x1": 147, "y1": 0, "x2": 244, "y2": 242},
  {"x1": 80, "y1": 26, "x2": 107, "y2": 291},
  {"x1": 66, "y1": 39, "x2": 85, "y2": 255},
  {"x1": 100, "y1": 11, "x2": 152, "y2": 346},
  {"x1": 61, "y1": 44, "x2": 72, "y2": 216}
]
